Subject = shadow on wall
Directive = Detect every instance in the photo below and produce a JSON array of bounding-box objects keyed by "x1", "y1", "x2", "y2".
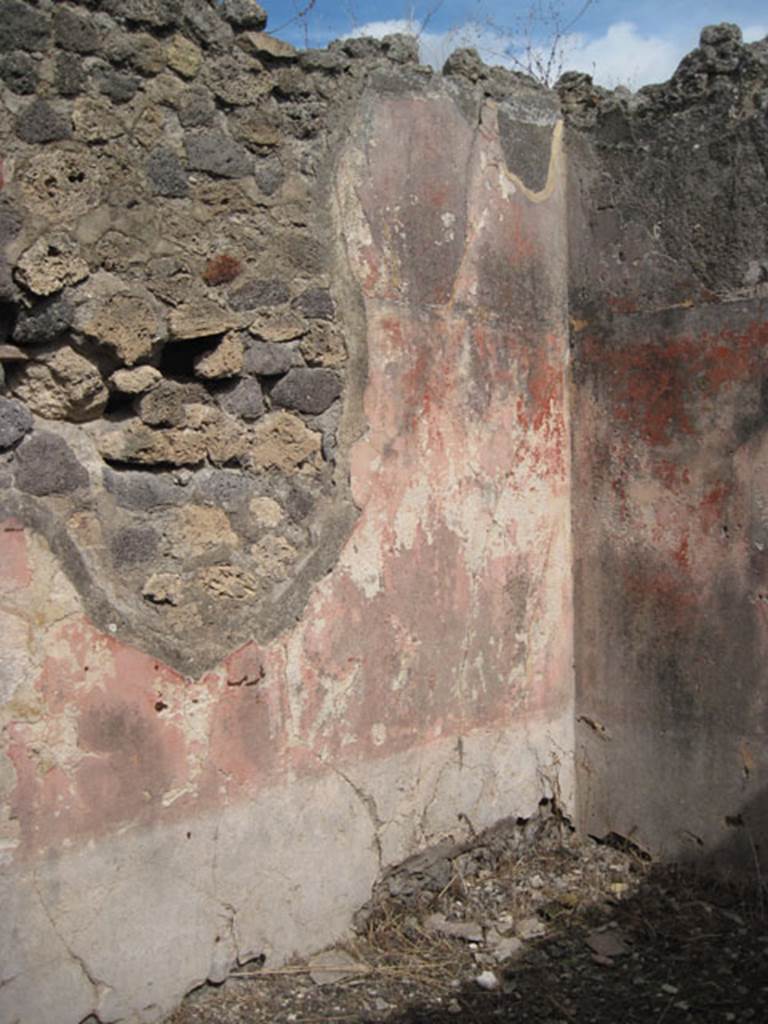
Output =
[{"x1": 689, "y1": 780, "x2": 768, "y2": 883}]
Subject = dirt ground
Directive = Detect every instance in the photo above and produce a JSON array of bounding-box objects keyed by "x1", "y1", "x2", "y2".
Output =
[{"x1": 166, "y1": 805, "x2": 768, "y2": 1024}]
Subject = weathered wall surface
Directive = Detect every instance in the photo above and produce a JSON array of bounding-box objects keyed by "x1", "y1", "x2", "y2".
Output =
[
  {"x1": 0, "y1": 4, "x2": 573, "y2": 1022},
  {"x1": 567, "y1": 26, "x2": 768, "y2": 866}
]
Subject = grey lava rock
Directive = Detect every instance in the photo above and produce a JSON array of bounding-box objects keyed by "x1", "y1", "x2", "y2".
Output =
[
  {"x1": 0, "y1": 1, "x2": 50, "y2": 53},
  {"x1": 146, "y1": 147, "x2": 189, "y2": 198},
  {"x1": 219, "y1": 377, "x2": 266, "y2": 421},
  {"x1": 230, "y1": 278, "x2": 291, "y2": 312},
  {"x1": 219, "y1": 0, "x2": 268, "y2": 31},
  {"x1": 53, "y1": 6, "x2": 100, "y2": 54},
  {"x1": 15, "y1": 99, "x2": 72, "y2": 144},
  {"x1": 0, "y1": 52, "x2": 38, "y2": 95},
  {"x1": 14, "y1": 432, "x2": 89, "y2": 495},
  {"x1": 185, "y1": 130, "x2": 252, "y2": 179},
  {"x1": 293, "y1": 288, "x2": 335, "y2": 320},
  {"x1": 0, "y1": 397, "x2": 33, "y2": 450},
  {"x1": 243, "y1": 340, "x2": 302, "y2": 376},
  {"x1": 271, "y1": 368, "x2": 342, "y2": 415}
]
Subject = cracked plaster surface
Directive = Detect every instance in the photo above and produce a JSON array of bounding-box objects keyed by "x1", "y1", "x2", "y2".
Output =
[{"x1": 1, "y1": 84, "x2": 574, "y2": 1024}]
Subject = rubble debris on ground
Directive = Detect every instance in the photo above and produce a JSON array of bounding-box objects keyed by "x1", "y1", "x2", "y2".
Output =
[{"x1": 165, "y1": 800, "x2": 768, "y2": 1023}]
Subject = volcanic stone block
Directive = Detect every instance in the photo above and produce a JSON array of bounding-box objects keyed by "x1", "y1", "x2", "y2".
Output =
[
  {"x1": 54, "y1": 53, "x2": 86, "y2": 97},
  {"x1": 178, "y1": 87, "x2": 216, "y2": 128},
  {"x1": 53, "y1": 6, "x2": 99, "y2": 54},
  {"x1": 76, "y1": 293, "x2": 164, "y2": 366},
  {"x1": 11, "y1": 347, "x2": 108, "y2": 422},
  {"x1": 0, "y1": 1, "x2": 50, "y2": 52},
  {"x1": 185, "y1": 131, "x2": 252, "y2": 179},
  {"x1": 270, "y1": 368, "x2": 342, "y2": 415},
  {"x1": 194, "y1": 333, "x2": 244, "y2": 380},
  {"x1": 0, "y1": 396, "x2": 33, "y2": 450},
  {"x1": 292, "y1": 288, "x2": 335, "y2": 320},
  {"x1": 15, "y1": 235, "x2": 89, "y2": 296},
  {"x1": 14, "y1": 432, "x2": 89, "y2": 495},
  {"x1": 146, "y1": 148, "x2": 189, "y2": 198},
  {"x1": 97, "y1": 69, "x2": 140, "y2": 104},
  {"x1": 111, "y1": 526, "x2": 159, "y2": 567},
  {"x1": 219, "y1": 0, "x2": 268, "y2": 31},
  {"x1": 0, "y1": 52, "x2": 38, "y2": 94},
  {"x1": 13, "y1": 294, "x2": 74, "y2": 346},
  {"x1": 229, "y1": 278, "x2": 290, "y2": 312},
  {"x1": 15, "y1": 99, "x2": 72, "y2": 144},
  {"x1": 244, "y1": 340, "x2": 303, "y2": 376},
  {"x1": 218, "y1": 377, "x2": 265, "y2": 421},
  {"x1": 136, "y1": 380, "x2": 208, "y2": 428}
]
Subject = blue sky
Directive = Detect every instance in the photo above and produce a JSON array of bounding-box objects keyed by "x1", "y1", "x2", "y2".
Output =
[{"x1": 262, "y1": 0, "x2": 768, "y2": 87}]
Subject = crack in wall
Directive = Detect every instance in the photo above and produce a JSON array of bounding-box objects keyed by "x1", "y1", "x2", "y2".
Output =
[{"x1": 323, "y1": 760, "x2": 384, "y2": 870}]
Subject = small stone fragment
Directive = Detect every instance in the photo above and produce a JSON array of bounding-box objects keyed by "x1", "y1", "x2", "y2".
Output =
[
  {"x1": 146, "y1": 147, "x2": 189, "y2": 198},
  {"x1": 76, "y1": 293, "x2": 164, "y2": 366},
  {"x1": 14, "y1": 294, "x2": 74, "y2": 347},
  {"x1": 185, "y1": 130, "x2": 252, "y2": 179},
  {"x1": 169, "y1": 299, "x2": 239, "y2": 340},
  {"x1": 14, "y1": 432, "x2": 89, "y2": 495},
  {"x1": 98, "y1": 422, "x2": 208, "y2": 467},
  {"x1": 72, "y1": 96, "x2": 124, "y2": 143},
  {"x1": 54, "y1": 6, "x2": 99, "y2": 54},
  {"x1": 143, "y1": 572, "x2": 183, "y2": 606},
  {"x1": 0, "y1": 52, "x2": 38, "y2": 95},
  {"x1": 111, "y1": 526, "x2": 158, "y2": 566},
  {"x1": 137, "y1": 380, "x2": 208, "y2": 428},
  {"x1": 475, "y1": 970, "x2": 499, "y2": 991},
  {"x1": 248, "y1": 411, "x2": 321, "y2": 472},
  {"x1": 493, "y1": 937, "x2": 523, "y2": 962},
  {"x1": 0, "y1": 396, "x2": 33, "y2": 450},
  {"x1": 516, "y1": 917, "x2": 547, "y2": 940},
  {"x1": 586, "y1": 928, "x2": 630, "y2": 958},
  {"x1": 299, "y1": 323, "x2": 347, "y2": 367},
  {"x1": 55, "y1": 53, "x2": 87, "y2": 97},
  {"x1": 249, "y1": 496, "x2": 283, "y2": 527},
  {"x1": 249, "y1": 310, "x2": 308, "y2": 343},
  {"x1": 219, "y1": 0, "x2": 268, "y2": 31},
  {"x1": 15, "y1": 235, "x2": 89, "y2": 296},
  {"x1": 244, "y1": 340, "x2": 303, "y2": 377},
  {"x1": 110, "y1": 366, "x2": 162, "y2": 395},
  {"x1": 230, "y1": 278, "x2": 291, "y2": 312},
  {"x1": 166, "y1": 34, "x2": 202, "y2": 78},
  {"x1": 237, "y1": 32, "x2": 296, "y2": 60},
  {"x1": 97, "y1": 69, "x2": 139, "y2": 104},
  {"x1": 194, "y1": 332, "x2": 244, "y2": 380},
  {"x1": 293, "y1": 287, "x2": 335, "y2": 320},
  {"x1": 218, "y1": 377, "x2": 265, "y2": 421},
  {"x1": 271, "y1": 367, "x2": 342, "y2": 415},
  {"x1": 168, "y1": 505, "x2": 238, "y2": 556},
  {"x1": 11, "y1": 347, "x2": 107, "y2": 422},
  {"x1": 16, "y1": 99, "x2": 72, "y2": 144},
  {"x1": 424, "y1": 913, "x2": 484, "y2": 943},
  {"x1": 200, "y1": 564, "x2": 257, "y2": 599},
  {"x1": 178, "y1": 86, "x2": 216, "y2": 128},
  {"x1": 0, "y1": 1, "x2": 50, "y2": 52},
  {"x1": 0, "y1": 345, "x2": 28, "y2": 362},
  {"x1": 251, "y1": 534, "x2": 297, "y2": 580}
]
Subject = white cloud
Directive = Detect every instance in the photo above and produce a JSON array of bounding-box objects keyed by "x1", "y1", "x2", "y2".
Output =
[
  {"x1": 744, "y1": 24, "x2": 768, "y2": 41},
  {"x1": 346, "y1": 17, "x2": 691, "y2": 89},
  {"x1": 559, "y1": 22, "x2": 683, "y2": 88}
]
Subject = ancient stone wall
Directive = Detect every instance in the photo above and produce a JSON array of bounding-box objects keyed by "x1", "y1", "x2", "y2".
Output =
[
  {"x1": 0, "y1": 4, "x2": 574, "y2": 1022},
  {"x1": 566, "y1": 25, "x2": 768, "y2": 867}
]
